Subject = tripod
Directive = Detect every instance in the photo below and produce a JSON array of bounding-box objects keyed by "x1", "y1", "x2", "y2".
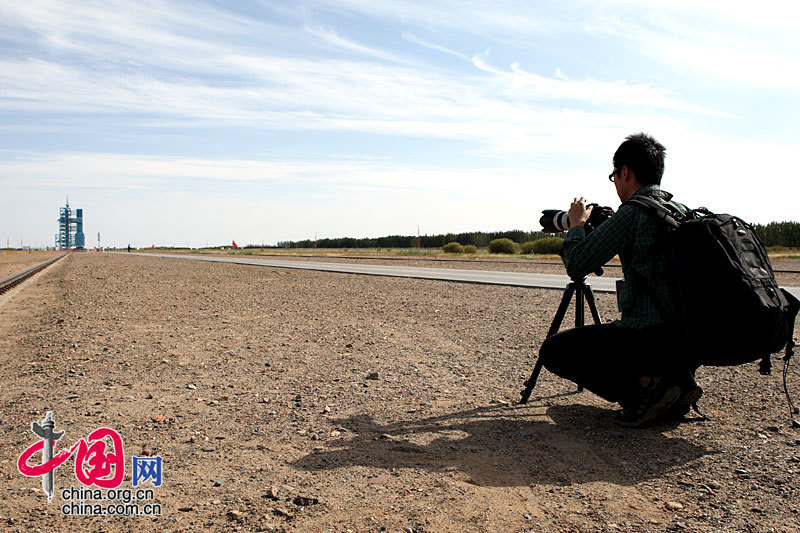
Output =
[{"x1": 519, "y1": 278, "x2": 602, "y2": 404}]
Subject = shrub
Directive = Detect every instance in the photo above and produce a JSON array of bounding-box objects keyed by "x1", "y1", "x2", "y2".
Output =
[
  {"x1": 488, "y1": 238, "x2": 519, "y2": 254},
  {"x1": 462, "y1": 245, "x2": 478, "y2": 254},
  {"x1": 443, "y1": 242, "x2": 464, "y2": 253},
  {"x1": 766, "y1": 245, "x2": 791, "y2": 253},
  {"x1": 523, "y1": 237, "x2": 564, "y2": 255}
]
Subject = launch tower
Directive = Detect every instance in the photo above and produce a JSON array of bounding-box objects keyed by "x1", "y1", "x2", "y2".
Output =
[{"x1": 55, "y1": 199, "x2": 85, "y2": 250}]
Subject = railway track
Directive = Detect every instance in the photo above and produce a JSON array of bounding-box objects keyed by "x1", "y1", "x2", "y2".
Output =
[{"x1": 0, "y1": 253, "x2": 68, "y2": 295}]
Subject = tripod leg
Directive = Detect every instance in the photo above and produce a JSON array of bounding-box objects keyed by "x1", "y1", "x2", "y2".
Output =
[
  {"x1": 520, "y1": 285, "x2": 575, "y2": 404},
  {"x1": 584, "y1": 285, "x2": 602, "y2": 325},
  {"x1": 547, "y1": 285, "x2": 575, "y2": 337},
  {"x1": 573, "y1": 284, "x2": 586, "y2": 392},
  {"x1": 575, "y1": 284, "x2": 585, "y2": 328},
  {"x1": 519, "y1": 359, "x2": 544, "y2": 404}
]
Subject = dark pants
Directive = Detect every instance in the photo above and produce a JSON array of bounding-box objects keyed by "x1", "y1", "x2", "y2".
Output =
[{"x1": 539, "y1": 323, "x2": 696, "y2": 407}]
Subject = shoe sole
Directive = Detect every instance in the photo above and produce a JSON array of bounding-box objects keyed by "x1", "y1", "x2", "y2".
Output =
[
  {"x1": 616, "y1": 385, "x2": 681, "y2": 428},
  {"x1": 679, "y1": 385, "x2": 703, "y2": 406},
  {"x1": 657, "y1": 386, "x2": 705, "y2": 422}
]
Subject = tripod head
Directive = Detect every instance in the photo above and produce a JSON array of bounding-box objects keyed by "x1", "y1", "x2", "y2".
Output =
[{"x1": 568, "y1": 270, "x2": 601, "y2": 286}]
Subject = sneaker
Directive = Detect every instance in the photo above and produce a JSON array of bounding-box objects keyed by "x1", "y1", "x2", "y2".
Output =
[
  {"x1": 615, "y1": 377, "x2": 681, "y2": 428},
  {"x1": 673, "y1": 371, "x2": 702, "y2": 406},
  {"x1": 660, "y1": 384, "x2": 704, "y2": 420}
]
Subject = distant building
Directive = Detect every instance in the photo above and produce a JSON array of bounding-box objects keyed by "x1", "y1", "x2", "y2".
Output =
[{"x1": 55, "y1": 199, "x2": 85, "y2": 250}]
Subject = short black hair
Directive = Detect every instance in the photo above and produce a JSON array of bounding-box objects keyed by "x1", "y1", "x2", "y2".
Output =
[{"x1": 613, "y1": 132, "x2": 666, "y2": 185}]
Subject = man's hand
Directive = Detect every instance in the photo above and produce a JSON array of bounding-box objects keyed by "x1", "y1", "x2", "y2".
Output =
[{"x1": 568, "y1": 197, "x2": 593, "y2": 227}]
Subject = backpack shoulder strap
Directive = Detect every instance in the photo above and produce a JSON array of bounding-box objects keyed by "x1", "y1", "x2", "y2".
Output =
[
  {"x1": 620, "y1": 193, "x2": 681, "y2": 322},
  {"x1": 623, "y1": 194, "x2": 682, "y2": 229}
]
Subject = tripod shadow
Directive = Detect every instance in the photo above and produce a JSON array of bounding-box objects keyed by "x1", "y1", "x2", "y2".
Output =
[{"x1": 292, "y1": 402, "x2": 713, "y2": 488}]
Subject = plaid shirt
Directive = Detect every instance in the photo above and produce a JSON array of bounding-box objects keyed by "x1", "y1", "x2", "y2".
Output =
[{"x1": 561, "y1": 185, "x2": 688, "y2": 329}]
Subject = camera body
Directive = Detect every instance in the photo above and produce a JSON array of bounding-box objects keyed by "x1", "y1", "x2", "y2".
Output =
[{"x1": 540, "y1": 203, "x2": 615, "y2": 234}]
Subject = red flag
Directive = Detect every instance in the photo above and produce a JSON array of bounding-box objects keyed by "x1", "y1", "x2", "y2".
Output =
[
  {"x1": 232, "y1": 240, "x2": 239, "y2": 249},
  {"x1": 151, "y1": 244, "x2": 155, "y2": 248}
]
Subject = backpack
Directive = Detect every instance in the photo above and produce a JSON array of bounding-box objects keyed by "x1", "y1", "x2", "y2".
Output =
[{"x1": 624, "y1": 194, "x2": 799, "y2": 379}]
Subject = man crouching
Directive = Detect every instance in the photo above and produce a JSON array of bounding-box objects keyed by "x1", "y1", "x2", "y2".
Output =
[{"x1": 538, "y1": 132, "x2": 702, "y2": 427}]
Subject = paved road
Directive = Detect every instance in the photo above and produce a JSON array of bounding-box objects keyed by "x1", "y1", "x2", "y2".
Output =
[
  {"x1": 123, "y1": 252, "x2": 800, "y2": 298},
  {"x1": 126, "y1": 252, "x2": 617, "y2": 291}
]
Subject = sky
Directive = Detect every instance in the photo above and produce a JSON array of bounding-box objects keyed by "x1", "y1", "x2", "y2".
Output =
[{"x1": 1, "y1": 0, "x2": 798, "y2": 249}]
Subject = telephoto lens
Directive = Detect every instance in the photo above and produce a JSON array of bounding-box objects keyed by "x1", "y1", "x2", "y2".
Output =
[
  {"x1": 540, "y1": 210, "x2": 570, "y2": 233},
  {"x1": 540, "y1": 204, "x2": 616, "y2": 234}
]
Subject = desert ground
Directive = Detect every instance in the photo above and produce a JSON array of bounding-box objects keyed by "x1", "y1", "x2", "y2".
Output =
[
  {"x1": 1, "y1": 251, "x2": 799, "y2": 532},
  {"x1": 0, "y1": 251, "x2": 65, "y2": 279}
]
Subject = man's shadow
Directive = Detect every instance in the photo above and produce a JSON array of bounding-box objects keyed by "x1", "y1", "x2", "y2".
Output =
[{"x1": 292, "y1": 401, "x2": 713, "y2": 487}]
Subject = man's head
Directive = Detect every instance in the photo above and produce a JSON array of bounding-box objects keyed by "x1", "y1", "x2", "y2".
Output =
[{"x1": 612, "y1": 132, "x2": 666, "y2": 186}]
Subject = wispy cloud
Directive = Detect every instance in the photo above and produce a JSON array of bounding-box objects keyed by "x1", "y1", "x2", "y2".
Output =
[
  {"x1": 401, "y1": 33, "x2": 470, "y2": 61},
  {"x1": 472, "y1": 54, "x2": 730, "y2": 117},
  {"x1": 0, "y1": 40, "x2": 725, "y2": 161},
  {"x1": 0, "y1": 0, "x2": 282, "y2": 61},
  {"x1": 304, "y1": 24, "x2": 412, "y2": 65},
  {"x1": 308, "y1": 0, "x2": 800, "y2": 90},
  {"x1": 307, "y1": 0, "x2": 563, "y2": 36},
  {"x1": 0, "y1": 150, "x2": 544, "y2": 193},
  {"x1": 577, "y1": 0, "x2": 800, "y2": 90}
]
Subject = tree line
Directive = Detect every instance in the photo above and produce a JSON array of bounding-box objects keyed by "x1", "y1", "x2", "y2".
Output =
[
  {"x1": 752, "y1": 221, "x2": 800, "y2": 248},
  {"x1": 271, "y1": 222, "x2": 800, "y2": 249},
  {"x1": 276, "y1": 230, "x2": 556, "y2": 249}
]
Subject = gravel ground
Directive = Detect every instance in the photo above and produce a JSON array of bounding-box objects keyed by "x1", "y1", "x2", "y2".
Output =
[
  {"x1": 1, "y1": 252, "x2": 799, "y2": 532},
  {"x1": 0, "y1": 251, "x2": 64, "y2": 279}
]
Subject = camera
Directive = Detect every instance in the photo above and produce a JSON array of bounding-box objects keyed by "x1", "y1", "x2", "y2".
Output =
[{"x1": 540, "y1": 204, "x2": 615, "y2": 234}]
